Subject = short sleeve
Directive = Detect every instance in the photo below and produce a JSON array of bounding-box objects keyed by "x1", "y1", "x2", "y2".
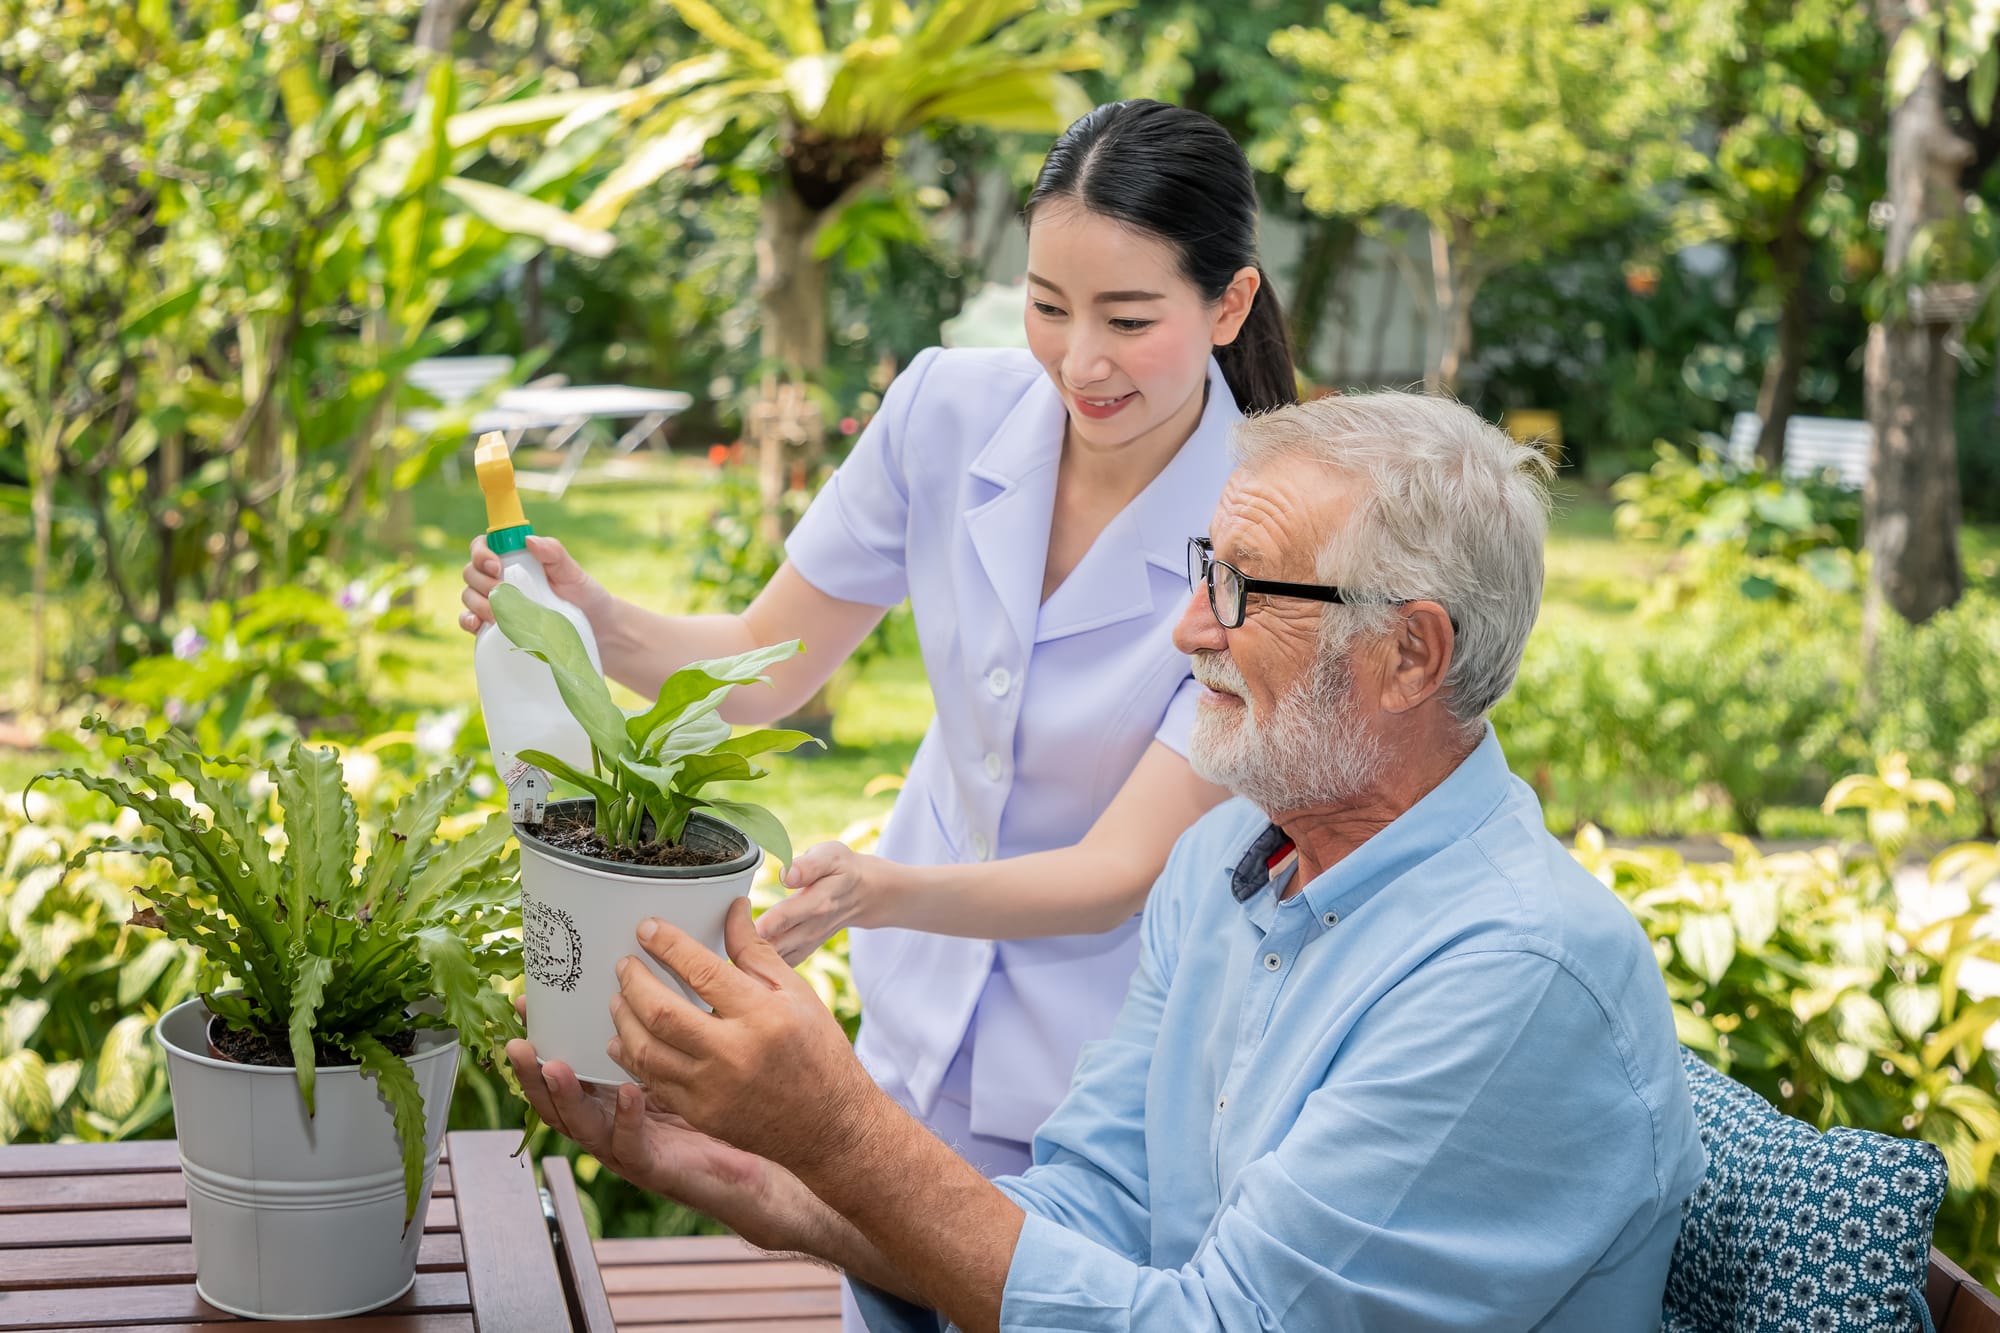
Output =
[
  {"x1": 1150, "y1": 674, "x2": 1203, "y2": 758},
  {"x1": 784, "y1": 347, "x2": 943, "y2": 608}
]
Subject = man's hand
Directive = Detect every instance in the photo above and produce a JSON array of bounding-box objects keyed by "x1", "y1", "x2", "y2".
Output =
[
  {"x1": 609, "y1": 897, "x2": 883, "y2": 1176},
  {"x1": 505, "y1": 1027, "x2": 815, "y2": 1255}
]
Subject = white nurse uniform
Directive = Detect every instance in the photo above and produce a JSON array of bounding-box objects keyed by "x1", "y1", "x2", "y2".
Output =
[{"x1": 784, "y1": 344, "x2": 1240, "y2": 1153}]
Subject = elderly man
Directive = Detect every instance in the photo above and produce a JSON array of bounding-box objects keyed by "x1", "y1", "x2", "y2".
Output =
[{"x1": 507, "y1": 392, "x2": 1704, "y2": 1331}]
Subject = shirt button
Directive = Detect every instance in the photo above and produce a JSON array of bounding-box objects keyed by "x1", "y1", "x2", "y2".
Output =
[
  {"x1": 1322, "y1": 910, "x2": 1340, "y2": 927},
  {"x1": 971, "y1": 833, "x2": 991, "y2": 861},
  {"x1": 1217, "y1": 1095, "x2": 1228, "y2": 1112},
  {"x1": 984, "y1": 752, "x2": 1004, "y2": 781},
  {"x1": 986, "y1": 667, "x2": 1012, "y2": 697},
  {"x1": 1262, "y1": 952, "x2": 1282, "y2": 972}
]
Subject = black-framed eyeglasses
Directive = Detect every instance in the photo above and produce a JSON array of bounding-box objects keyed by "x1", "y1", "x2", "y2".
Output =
[{"x1": 1186, "y1": 536, "x2": 1453, "y2": 632}]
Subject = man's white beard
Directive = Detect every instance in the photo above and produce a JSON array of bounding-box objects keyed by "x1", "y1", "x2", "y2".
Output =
[{"x1": 1188, "y1": 640, "x2": 1384, "y2": 814}]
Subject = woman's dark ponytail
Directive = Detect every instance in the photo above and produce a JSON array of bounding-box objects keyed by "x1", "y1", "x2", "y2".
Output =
[{"x1": 1027, "y1": 100, "x2": 1297, "y2": 415}]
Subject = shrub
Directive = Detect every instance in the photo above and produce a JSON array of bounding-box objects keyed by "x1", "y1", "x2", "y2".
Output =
[
  {"x1": 1580, "y1": 764, "x2": 2000, "y2": 1284},
  {"x1": 1610, "y1": 443, "x2": 1862, "y2": 605}
]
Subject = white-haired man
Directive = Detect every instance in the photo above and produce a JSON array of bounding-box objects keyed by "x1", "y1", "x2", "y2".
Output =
[{"x1": 509, "y1": 392, "x2": 1705, "y2": 1331}]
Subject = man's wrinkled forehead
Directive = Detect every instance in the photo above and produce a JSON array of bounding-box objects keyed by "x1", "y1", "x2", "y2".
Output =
[{"x1": 1209, "y1": 460, "x2": 1356, "y2": 574}]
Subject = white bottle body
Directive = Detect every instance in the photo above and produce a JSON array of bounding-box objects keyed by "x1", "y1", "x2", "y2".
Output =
[{"x1": 474, "y1": 551, "x2": 603, "y2": 782}]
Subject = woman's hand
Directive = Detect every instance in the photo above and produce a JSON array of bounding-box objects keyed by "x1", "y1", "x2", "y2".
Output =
[
  {"x1": 458, "y1": 533, "x2": 608, "y2": 635},
  {"x1": 757, "y1": 842, "x2": 910, "y2": 965}
]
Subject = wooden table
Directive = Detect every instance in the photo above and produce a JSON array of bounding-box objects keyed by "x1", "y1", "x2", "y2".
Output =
[{"x1": 0, "y1": 1131, "x2": 573, "y2": 1331}]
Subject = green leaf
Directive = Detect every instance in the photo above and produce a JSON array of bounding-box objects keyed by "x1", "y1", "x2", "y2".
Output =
[
  {"x1": 446, "y1": 89, "x2": 627, "y2": 150},
  {"x1": 338, "y1": 1032, "x2": 431, "y2": 1227},
  {"x1": 516, "y1": 749, "x2": 623, "y2": 810},
  {"x1": 287, "y1": 953, "x2": 334, "y2": 1115},
  {"x1": 119, "y1": 284, "x2": 203, "y2": 341},
  {"x1": 1887, "y1": 983, "x2": 1942, "y2": 1043},
  {"x1": 273, "y1": 741, "x2": 358, "y2": 942},
  {"x1": 88, "y1": 1016, "x2": 154, "y2": 1121},
  {"x1": 572, "y1": 113, "x2": 728, "y2": 232},
  {"x1": 388, "y1": 814, "x2": 513, "y2": 925},
  {"x1": 1676, "y1": 912, "x2": 1736, "y2": 986},
  {"x1": 694, "y1": 796, "x2": 792, "y2": 869},
  {"x1": 488, "y1": 585, "x2": 631, "y2": 767},
  {"x1": 624, "y1": 641, "x2": 802, "y2": 749},
  {"x1": 359, "y1": 763, "x2": 470, "y2": 911},
  {"x1": 669, "y1": 752, "x2": 759, "y2": 794},
  {"x1": 0, "y1": 1050, "x2": 53, "y2": 1134},
  {"x1": 440, "y1": 177, "x2": 615, "y2": 258},
  {"x1": 716, "y1": 728, "x2": 823, "y2": 761}
]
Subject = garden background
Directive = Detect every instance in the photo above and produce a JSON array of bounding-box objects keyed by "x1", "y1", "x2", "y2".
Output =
[{"x1": 6, "y1": 0, "x2": 2000, "y2": 1283}]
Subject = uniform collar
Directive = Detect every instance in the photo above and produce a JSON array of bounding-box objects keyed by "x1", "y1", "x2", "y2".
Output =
[{"x1": 962, "y1": 358, "x2": 1241, "y2": 652}]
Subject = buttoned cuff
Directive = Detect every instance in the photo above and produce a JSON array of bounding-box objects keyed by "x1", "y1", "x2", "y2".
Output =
[{"x1": 998, "y1": 1211, "x2": 1139, "y2": 1333}]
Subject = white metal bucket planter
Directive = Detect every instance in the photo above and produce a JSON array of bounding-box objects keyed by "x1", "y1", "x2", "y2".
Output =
[
  {"x1": 155, "y1": 999, "x2": 460, "y2": 1320},
  {"x1": 516, "y1": 800, "x2": 760, "y2": 1085}
]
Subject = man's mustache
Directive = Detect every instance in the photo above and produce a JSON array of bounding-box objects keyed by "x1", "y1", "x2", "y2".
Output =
[{"x1": 1191, "y1": 652, "x2": 1246, "y2": 696}]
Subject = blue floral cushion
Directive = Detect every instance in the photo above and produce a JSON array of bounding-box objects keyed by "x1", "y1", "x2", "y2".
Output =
[{"x1": 1664, "y1": 1047, "x2": 1950, "y2": 1333}]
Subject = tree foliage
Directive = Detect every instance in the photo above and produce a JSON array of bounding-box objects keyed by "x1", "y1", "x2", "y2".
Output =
[{"x1": 1270, "y1": 0, "x2": 1722, "y2": 389}]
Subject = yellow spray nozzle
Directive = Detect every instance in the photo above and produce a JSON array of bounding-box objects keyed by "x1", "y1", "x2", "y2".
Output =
[{"x1": 474, "y1": 432, "x2": 529, "y2": 534}]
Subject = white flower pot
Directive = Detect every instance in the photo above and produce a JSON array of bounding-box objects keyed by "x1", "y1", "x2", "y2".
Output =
[
  {"x1": 516, "y1": 800, "x2": 760, "y2": 1085},
  {"x1": 155, "y1": 998, "x2": 460, "y2": 1320}
]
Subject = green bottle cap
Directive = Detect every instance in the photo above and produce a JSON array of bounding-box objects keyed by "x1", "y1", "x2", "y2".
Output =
[{"x1": 487, "y1": 524, "x2": 533, "y2": 554}]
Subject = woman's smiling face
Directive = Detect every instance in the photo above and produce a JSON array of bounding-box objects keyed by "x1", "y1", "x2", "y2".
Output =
[{"x1": 1022, "y1": 201, "x2": 1255, "y2": 456}]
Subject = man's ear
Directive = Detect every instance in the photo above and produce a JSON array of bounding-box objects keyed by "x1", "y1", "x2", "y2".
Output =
[
  {"x1": 1379, "y1": 602, "x2": 1454, "y2": 715},
  {"x1": 1211, "y1": 266, "x2": 1261, "y2": 346}
]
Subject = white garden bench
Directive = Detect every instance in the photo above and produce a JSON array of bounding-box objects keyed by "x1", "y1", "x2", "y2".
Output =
[{"x1": 1725, "y1": 411, "x2": 1871, "y2": 490}]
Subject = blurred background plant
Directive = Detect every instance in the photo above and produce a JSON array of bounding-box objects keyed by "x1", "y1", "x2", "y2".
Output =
[{"x1": 1579, "y1": 760, "x2": 2000, "y2": 1282}]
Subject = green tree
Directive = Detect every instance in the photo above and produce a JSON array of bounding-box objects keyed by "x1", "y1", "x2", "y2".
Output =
[
  {"x1": 1271, "y1": 0, "x2": 1720, "y2": 393},
  {"x1": 546, "y1": 0, "x2": 1121, "y2": 523},
  {"x1": 1862, "y1": 0, "x2": 1998, "y2": 630},
  {"x1": 0, "y1": 0, "x2": 618, "y2": 695},
  {"x1": 1678, "y1": 0, "x2": 1886, "y2": 467}
]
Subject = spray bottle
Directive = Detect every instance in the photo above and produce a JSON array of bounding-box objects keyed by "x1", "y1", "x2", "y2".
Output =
[{"x1": 472, "y1": 433, "x2": 602, "y2": 820}]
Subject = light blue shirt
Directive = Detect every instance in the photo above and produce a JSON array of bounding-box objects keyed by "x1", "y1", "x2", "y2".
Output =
[
  {"x1": 786, "y1": 346, "x2": 1239, "y2": 1144},
  {"x1": 856, "y1": 729, "x2": 1704, "y2": 1330}
]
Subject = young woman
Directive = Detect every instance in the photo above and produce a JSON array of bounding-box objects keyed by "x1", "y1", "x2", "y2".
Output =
[{"x1": 459, "y1": 97, "x2": 1294, "y2": 1197}]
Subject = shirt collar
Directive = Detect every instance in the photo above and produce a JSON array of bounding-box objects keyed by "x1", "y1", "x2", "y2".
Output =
[{"x1": 1225, "y1": 726, "x2": 1513, "y2": 921}]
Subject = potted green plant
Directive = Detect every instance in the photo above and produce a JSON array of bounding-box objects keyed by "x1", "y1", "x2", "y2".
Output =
[
  {"x1": 31, "y1": 719, "x2": 523, "y2": 1320},
  {"x1": 487, "y1": 584, "x2": 819, "y2": 1084}
]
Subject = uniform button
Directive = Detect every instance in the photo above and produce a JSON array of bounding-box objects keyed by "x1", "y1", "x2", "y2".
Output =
[
  {"x1": 984, "y1": 752, "x2": 1004, "y2": 781},
  {"x1": 1263, "y1": 952, "x2": 1282, "y2": 972},
  {"x1": 971, "y1": 833, "x2": 991, "y2": 861},
  {"x1": 986, "y1": 667, "x2": 1012, "y2": 697},
  {"x1": 1322, "y1": 910, "x2": 1340, "y2": 927}
]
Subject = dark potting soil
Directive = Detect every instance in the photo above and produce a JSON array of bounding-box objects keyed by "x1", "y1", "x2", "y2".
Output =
[
  {"x1": 532, "y1": 804, "x2": 738, "y2": 868},
  {"x1": 209, "y1": 1018, "x2": 416, "y2": 1069}
]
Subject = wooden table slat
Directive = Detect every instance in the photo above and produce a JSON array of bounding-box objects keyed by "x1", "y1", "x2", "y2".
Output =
[
  {"x1": 0, "y1": 1142, "x2": 183, "y2": 1177},
  {"x1": 1, "y1": 1271, "x2": 471, "y2": 1328},
  {"x1": 445, "y1": 1130, "x2": 573, "y2": 1332},
  {"x1": 42, "y1": 1312, "x2": 480, "y2": 1320},
  {"x1": 0, "y1": 1195, "x2": 459, "y2": 1250},
  {"x1": 600, "y1": 1260, "x2": 836, "y2": 1296},
  {"x1": 608, "y1": 1288, "x2": 841, "y2": 1323},
  {"x1": 618, "y1": 1323, "x2": 839, "y2": 1333},
  {"x1": 540, "y1": 1155, "x2": 616, "y2": 1333},
  {"x1": 1, "y1": 1234, "x2": 467, "y2": 1291},
  {"x1": 594, "y1": 1236, "x2": 780, "y2": 1267}
]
